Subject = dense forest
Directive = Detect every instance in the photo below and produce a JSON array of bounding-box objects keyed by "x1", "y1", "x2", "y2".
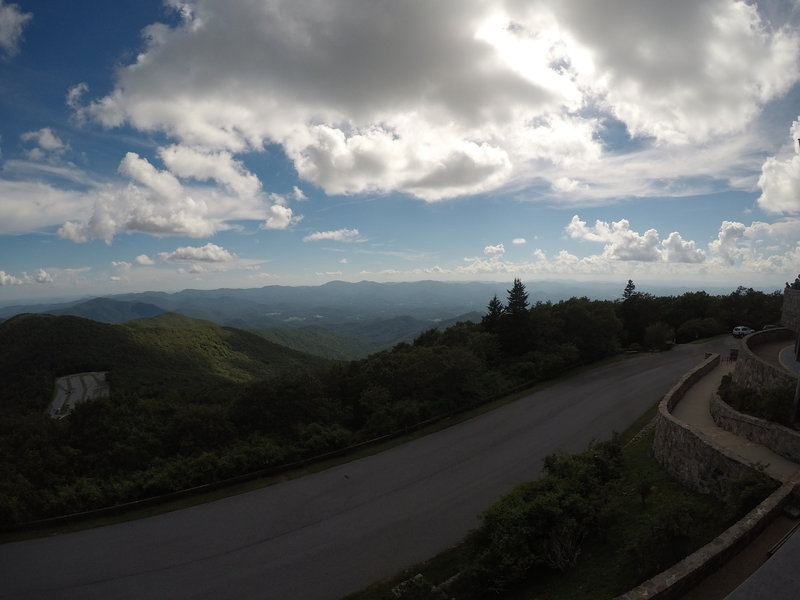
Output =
[{"x1": 0, "y1": 281, "x2": 783, "y2": 527}]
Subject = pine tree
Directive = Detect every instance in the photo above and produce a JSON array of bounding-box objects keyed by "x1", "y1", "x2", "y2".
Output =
[
  {"x1": 482, "y1": 294, "x2": 505, "y2": 331},
  {"x1": 622, "y1": 279, "x2": 637, "y2": 302},
  {"x1": 506, "y1": 278, "x2": 529, "y2": 315}
]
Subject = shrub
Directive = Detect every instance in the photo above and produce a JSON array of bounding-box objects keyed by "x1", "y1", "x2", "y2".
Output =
[
  {"x1": 719, "y1": 380, "x2": 794, "y2": 426},
  {"x1": 465, "y1": 440, "x2": 623, "y2": 592}
]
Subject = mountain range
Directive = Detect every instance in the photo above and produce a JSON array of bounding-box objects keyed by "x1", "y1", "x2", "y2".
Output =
[{"x1": 0, "y1": 279, "x2": 751, "y2": 359}]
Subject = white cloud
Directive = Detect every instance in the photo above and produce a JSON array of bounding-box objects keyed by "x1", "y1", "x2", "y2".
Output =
[
  {"x1": 57, "y1": 153, "x2": 222, "y2": 243},
  {"x1": 73, "y1": 0, "x2": 797, "y2": 203},
  {"x1": 159, "y1": 242, "x2": 236, "y2": 263},
  {"x1": 0, "y1": 179, "x2": 93, "y2": 235},
  {"x1": 661, "y1": 232, "x2": 706, "y2": 264},
  {"x1": 30, "y1": 268, "x2": 53, "y2": 284},
  {"x1": 20, "y1": 128, "x2": 67, "y2": 161},
  {"x1": 483, "y1": 243, "x2": 505, "y2": 257},
  {"x1": 757, "y1": 117, "x2": 800, "y2": 214},
  {"x1": 547, "y1": 0, "x2": 800, "y2": 144},
  {"x1": 0, "y1": 269, "x2": 22, "y2": 285},
  {"x1": 567, "y1": 215, "x2": 706, "y2": 264},
  {"x1": 135, "y1": 254, "x2": 154, "y2": 265},
  {"x1": 353, "y1": 214, "x2": 800, "y2": 288},
  {"x1": 512, "y1": 238, "x2": 526, "y2": 245},
  {"x1": 158, "y1": 144, "x2": 261, "y2": 199},
  {"x1": 262, "y1": 203, "x2": 297, "y2": 230},
  {"x1": 0, "y1": 0, "x2": 31, "y2": 58},
  {"x1": 303, "y1": 228, "x2": 364, "y2": 243},
  {"x1": 111, "y1": 261, "x2": 132, "y2": 270},
  {"x1": 566, "y1": 216, "x2": 662, "y2": 262}
]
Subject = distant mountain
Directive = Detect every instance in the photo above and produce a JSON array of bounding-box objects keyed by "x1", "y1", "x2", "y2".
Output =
[
  {"x1": 252, "y1": 310, "x2": 485, "y2": 360},
  {"x1": 47, "y1": 297, "x2": 165, "y2": 323},
  {"x1": 109, "y1": 280, "x2": 508, "y2": 326},
  {"x1": 0, "y1": 279, "x2": 764, "y2": 326},
  {"x1": 252, "y1": 325, "x2": 367, "y2": 361},
  {"x1": 0, "y1": 313, "x2": 331, "y2": 412},
  {"x1": 0, "y1": 280, "x2": 758, "y2": 357}
]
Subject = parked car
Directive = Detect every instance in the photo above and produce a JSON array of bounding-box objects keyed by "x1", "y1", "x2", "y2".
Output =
[{"x1": 732, "y1": 326, "x2": 754, "y2": 338}]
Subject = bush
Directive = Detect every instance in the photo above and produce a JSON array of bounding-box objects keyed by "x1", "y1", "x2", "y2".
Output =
[
  {"x1": 626, "y1": 505, "x2": 695, "y2": 579},
  {"x1": 465, "y1": 440, "x2": 623, "y2": 593},
  {"x1": 725, "y1": 468, "x2": 778, "y2": 520},
  {"x1": 719, "y1": 380, "x2": 794, "y2": 426}
]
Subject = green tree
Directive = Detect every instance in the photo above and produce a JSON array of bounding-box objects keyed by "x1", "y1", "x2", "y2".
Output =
[
  {"x1": 482, "y1": 294, "x2": 505, "y2": 332},
  {"x1": 506, "y1": 278, "x2": 529, "y2": 315},
  {"x1": 643, "y1": 321, "x2": 675, "y2": 351},
  {"x1": 622, "y1": 279, "x2": 637, "y2": 301}
]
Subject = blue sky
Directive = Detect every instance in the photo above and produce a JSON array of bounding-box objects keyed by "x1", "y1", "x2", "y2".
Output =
[{"x1": 2, "y1": 0, "x2": 800, "y2": 301}]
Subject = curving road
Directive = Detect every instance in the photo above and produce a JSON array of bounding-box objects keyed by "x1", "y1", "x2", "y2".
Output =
[{"x1": 0, "y1": 339, "x2": 730, "y2": 600}]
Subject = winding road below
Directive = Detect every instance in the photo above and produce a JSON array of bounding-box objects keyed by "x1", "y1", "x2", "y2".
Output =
[{"x1": 0, "y1": 338, "x2": 734, "y2": 600}]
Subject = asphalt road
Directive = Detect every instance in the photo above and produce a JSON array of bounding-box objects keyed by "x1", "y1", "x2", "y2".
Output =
[{"x1": 0, "y1": 340, "x2": 729, "y2": 600}]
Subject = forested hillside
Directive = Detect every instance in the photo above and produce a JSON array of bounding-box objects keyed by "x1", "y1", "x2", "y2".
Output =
[
  {"x1": 0, "y1": 312, "x2": 330, "y2": 412},
  {"x1": 0, "y1": 281, "x2": 783, "y2": 527}
]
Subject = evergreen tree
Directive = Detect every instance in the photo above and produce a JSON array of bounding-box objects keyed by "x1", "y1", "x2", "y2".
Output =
[
  {"x1": 622, "y1": 279, "x2": 637, "y2": 302},
  {"x1": 506, "y1": 278, "x2": 529, "y2": 315},
  {"x1": 482, "y1": 295, "x2": 505, "y2": 332}
]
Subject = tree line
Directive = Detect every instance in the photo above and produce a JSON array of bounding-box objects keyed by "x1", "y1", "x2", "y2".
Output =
[{"x1": 0, "y1": 280, "x2": 783, "y2": 526}]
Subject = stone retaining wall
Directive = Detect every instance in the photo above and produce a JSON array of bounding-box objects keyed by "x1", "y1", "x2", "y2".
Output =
[
  {"x1": 710, "y1": 396, "x2": 800, "y2": 463},
  {"x1": 654, "y1": 354, "x2": 759, "y2": 497},
  {"x1": 731, "y1": 328, "x2": 795, "y2": 391},
  {"x1": 782, "y1": 288, "x2": 800, "y2": 331},
  {"x1": 617, "y1": 353, "x2": 799, "y2": 600}
]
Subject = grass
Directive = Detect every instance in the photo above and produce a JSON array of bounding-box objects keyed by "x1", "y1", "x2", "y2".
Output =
[{"x1": 342, "y1": 425, "x2": 739, "y2": 600}]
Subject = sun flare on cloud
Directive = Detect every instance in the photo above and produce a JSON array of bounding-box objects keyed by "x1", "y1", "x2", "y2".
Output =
[{"x1": 1, "y1": 0, "x2": 800, "y2": 299}]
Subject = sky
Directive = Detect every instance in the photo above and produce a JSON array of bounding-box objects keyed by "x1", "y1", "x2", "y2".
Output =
[{"x1": 1, "y1": 0, "x2": 800, "y2": 302}]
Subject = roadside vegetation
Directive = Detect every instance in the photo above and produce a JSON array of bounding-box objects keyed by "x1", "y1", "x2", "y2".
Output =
[{"x1": 0, "y1": 281, "x2": 782, "y2": 528}]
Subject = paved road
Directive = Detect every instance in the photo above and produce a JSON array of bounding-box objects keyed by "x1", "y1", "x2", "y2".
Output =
[{"x1": 0, "y1": 340, "x2": 726, "y2": 600}]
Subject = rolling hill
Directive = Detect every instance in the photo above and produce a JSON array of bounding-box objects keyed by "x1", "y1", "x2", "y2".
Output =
[{"x1": 0, "y1": 312, "x2": 331, "y2": 412}]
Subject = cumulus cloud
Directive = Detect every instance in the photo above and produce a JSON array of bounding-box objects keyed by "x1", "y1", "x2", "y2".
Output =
[
  {"x1": 567, "y1": 216, "x2": 662, "y2": 262},
  {"x1": 57, "y1": 153, "x2": 221, "y2": 243},
  {"x1": 71, "y1": 0, "x2": 797, "y2": 203},
  {"x1": 0, "y1": 269, "x2": 22, "y2": 285},
  {"x1": 566, "y1": 215, "x2": 705, "y2": 263},
  {"x1": 30, "y1": 268, "x2": 53, "y2": 283},
  {"x1": 512, "y1": 238, "x2": 526, "y2": 245},
  {"x1": 158, "y1": 144, "x2": 261, "y2": 199},
  {"x1": 159, "y1": 243, "x2": 235, "y2": 263},
  {"x1": 303, "y1": 228, "x2": 364, "y2": 243},
  {"x1": 20, "y1": 128, "x2": 67, "y2": 161},
  {"x1": 0, "y1": 0, "x2": 31, "y2": 58},
  {"x1": 661, "y1": 232, "x2": 706, "y2": 264},
  {"x1": 708, "y1": 220, "x2": 750, "y2": 266},
  {"x1": 483, "y1": 243, "x2": 506, "y2": 257},
  {"x1": 547, "y1": 0, "x2": 800, "y2": 145},
  {"x1": 135, "y1": 254, "x2": 154, "y2": 265},
  {"x1": 262, "y1": 203, "x2": 297, "y2": 230},
  {"x1": 757, "y1": 117, "x2": 800, "y2": 214}
]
